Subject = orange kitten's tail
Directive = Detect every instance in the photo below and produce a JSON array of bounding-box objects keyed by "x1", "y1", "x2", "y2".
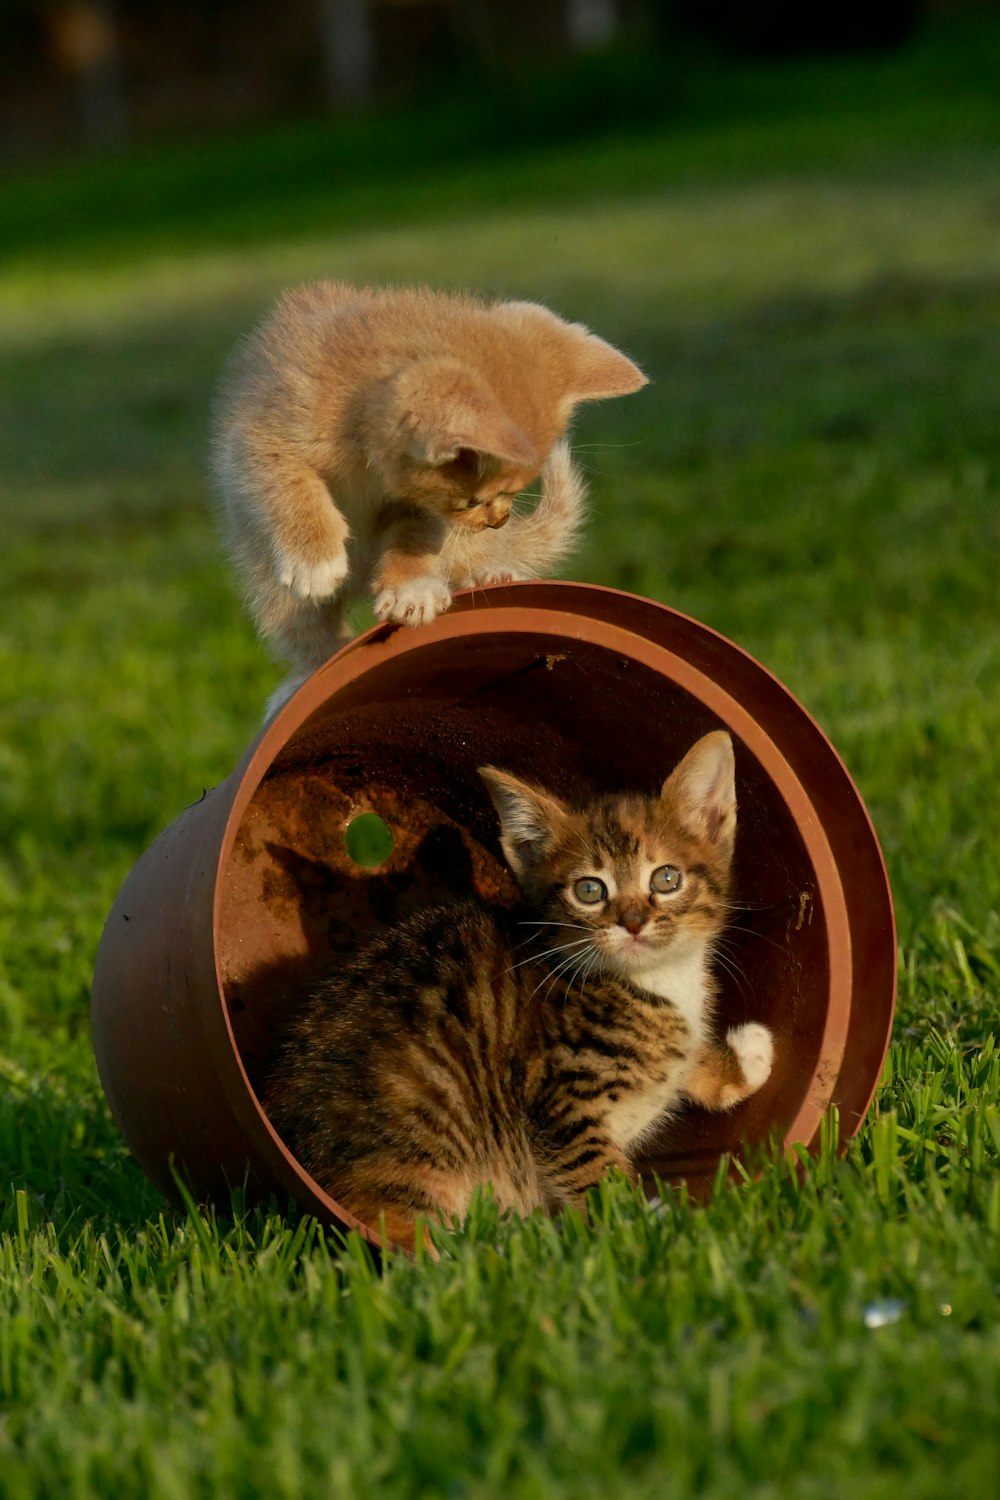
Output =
[{"x1": 504, "y1": 439, "x2": 587, "y2": 576}]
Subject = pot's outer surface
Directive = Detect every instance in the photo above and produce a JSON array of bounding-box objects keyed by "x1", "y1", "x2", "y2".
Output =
[{"x1": 91, "y1": 583, "x2": 896, "y2": 1247}]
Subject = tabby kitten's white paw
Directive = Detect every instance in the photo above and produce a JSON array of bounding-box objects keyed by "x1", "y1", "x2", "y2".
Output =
[
  {"x1": 726, "y1": 1022, "x2": 774, "y2": 1092},
  {"x1": 277, "y1": 551, "x2": 349, "y2": 600},
  {"x1": 374, "y1": 576, "x2": 452, "y2": 626}
]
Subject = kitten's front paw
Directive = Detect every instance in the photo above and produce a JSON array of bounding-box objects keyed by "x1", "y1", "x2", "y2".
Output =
[
  {"x1": 726, "y1": 1022, "x2": 774, "y2": 1093},
  {"x1": 468, "y1": 565, "x2": 532, "y2": 588},
  {"x1": 374, "y1": 576, "x2": 452, "y2": 626},
  {"x1": 276, "y1": 551, "x2": 349, "y2": 600}
]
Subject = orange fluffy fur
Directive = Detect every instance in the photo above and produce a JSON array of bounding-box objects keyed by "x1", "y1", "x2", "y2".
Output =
[{"x1": 211, "y1": 283, "x2": 647, "y2": 714}]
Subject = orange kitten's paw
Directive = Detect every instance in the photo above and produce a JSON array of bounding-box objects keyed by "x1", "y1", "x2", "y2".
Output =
[
  {"x1": 726, "y1": 1022, "x2": 774, "y2": 1094},
  {"x1": 276, "y1": 551, "x2": 349, "y2": 600},
  {"x1": 374, "y1": 576, "x2": 452, "y2": 626},
  {"x1": 468, "y1": 566, "x2": 533, "y2": 588}
]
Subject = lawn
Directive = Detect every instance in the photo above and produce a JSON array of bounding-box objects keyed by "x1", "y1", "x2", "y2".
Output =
[{"x1": 2, "y1": 14, "x2": 999, "y2": 1497}]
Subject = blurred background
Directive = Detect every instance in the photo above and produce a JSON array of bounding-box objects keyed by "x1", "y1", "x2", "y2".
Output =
[{"x1": 0, "y1": 0, "x2": 948, "y2": 161}]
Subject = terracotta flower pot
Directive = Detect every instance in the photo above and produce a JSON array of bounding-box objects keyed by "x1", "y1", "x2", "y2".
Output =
[{"x1": 91, "y1": 583, "x2": 896, "y2": 1251}]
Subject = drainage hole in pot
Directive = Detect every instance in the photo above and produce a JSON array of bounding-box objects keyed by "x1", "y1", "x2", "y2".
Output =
[{"x1": 344, "y1": 813, "x2": 394, "y2": 869}]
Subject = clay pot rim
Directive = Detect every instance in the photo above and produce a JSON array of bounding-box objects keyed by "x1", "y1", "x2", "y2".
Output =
[{"x1": 203, "y1": 582, "x2": 895, "y2": 1245}]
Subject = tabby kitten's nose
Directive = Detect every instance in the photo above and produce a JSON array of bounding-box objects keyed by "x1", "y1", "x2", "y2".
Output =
[
  {"x1": 486, "y1": 507, "x2": 510, "y2": 529},
  {"x1": 620, "y1": 908, "x2": 645, "y2": 936}
]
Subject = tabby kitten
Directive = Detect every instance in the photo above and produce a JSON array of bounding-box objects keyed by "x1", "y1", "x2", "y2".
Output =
[
  {"x1": 211, "y1": 282, "x2": 646, "y2": 715},
  {"x1": 265, "y1": 732, "x2": 773, "y2": 1251}
]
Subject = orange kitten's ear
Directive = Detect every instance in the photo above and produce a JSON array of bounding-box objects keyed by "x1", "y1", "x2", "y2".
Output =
[
  {"x1": 500, "y1": 302, "x2": 647, "y2": 402},
  {"x1": 399, "y1": 359, "x2": 539, "y2": 470},
  {"x1": 568, "y1": 330, "x2": 649, "y2": 403},
  {"x1": 478, "y1": 767, "x2": 568, "y2": 879},
  {"x1": 662, "y1": 732, "x2": 736, "y2": 853}
]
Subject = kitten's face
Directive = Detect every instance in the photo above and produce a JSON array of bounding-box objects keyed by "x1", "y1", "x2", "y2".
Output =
[
  {"x1": 349, "y1": 297, "x2": 646, "y2": 527},
  {"x1": 526, "y1": 799, "x2": 728, "y2": 981},
  {"x1": 398, "y1": 448, "x2": 539, "y2": 532},
  {"x1": 367, "y1": 306, "x2": 646, "y2": 529},
  {"x1": 479, "y1": 732, "x2": 736, "y2": 988}
]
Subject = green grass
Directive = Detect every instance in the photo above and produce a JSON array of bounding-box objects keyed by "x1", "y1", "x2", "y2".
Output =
[{"x1": 2, "y1": 14, "x2": 1000, "y2": 1496}]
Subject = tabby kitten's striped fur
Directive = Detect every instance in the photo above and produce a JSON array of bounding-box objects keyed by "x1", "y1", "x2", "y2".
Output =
[{"x1": 266, "y1": 732, "x2": 773, "y2": 1250}]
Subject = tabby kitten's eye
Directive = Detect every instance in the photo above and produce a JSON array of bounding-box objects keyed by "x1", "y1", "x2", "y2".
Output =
[
  {"x1": 650, "y1": 865, "x2": 682, "y2": 894},
  {"x1": 573, "y1": 877, "x2": 608, "y2": 904}
]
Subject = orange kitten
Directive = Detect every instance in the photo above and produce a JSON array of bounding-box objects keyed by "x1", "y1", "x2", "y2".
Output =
[{"x1": 211, "y1": 283, "x2": 646, "y2": 713}]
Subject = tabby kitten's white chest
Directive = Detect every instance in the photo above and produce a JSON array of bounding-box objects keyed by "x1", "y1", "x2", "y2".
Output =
[{"x1": 602, "y1": 939, "x2": 717, "y2": 1152}]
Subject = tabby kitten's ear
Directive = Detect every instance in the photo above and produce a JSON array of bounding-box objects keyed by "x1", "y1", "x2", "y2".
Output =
[
  {"x1": 662, "y1": 731, "x2": 736, "y2": 855},
  {"x1": 397, "y1": 359, "x2": 539, "y2": 470},
  {"x1": 478, "y1": 767, "x2": 569, "y2": 882}
]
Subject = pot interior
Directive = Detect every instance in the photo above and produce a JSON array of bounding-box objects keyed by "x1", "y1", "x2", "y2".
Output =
[{"x1": 217, "y1": 630, "x2": 829, "y2": 1193}]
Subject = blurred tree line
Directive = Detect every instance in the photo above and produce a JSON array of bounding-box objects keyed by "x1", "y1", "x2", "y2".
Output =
[{"x1": 0, "y1": 0, "x2": 930, "y2": 162}]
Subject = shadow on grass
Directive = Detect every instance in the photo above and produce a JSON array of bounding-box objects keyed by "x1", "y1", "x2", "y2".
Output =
[
  {"x1": 0, "y1": 1057, "x2": 165, "y2": 1236},
  {"x1": 0, "y1": 1052, "x2": 356, "y2": 1252}
]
